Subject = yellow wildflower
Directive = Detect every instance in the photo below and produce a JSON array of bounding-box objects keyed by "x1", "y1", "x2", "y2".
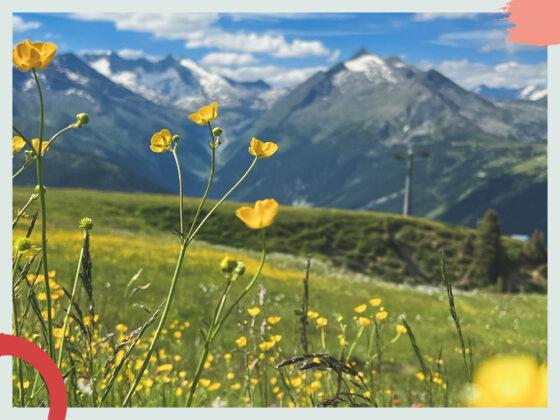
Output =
[
  {"x1": 369, "y1": 297, "x2": 382, "y2": 307},
  {"x1": 173, "y1": 331, "x2": 182, "y2": 339},
  {"x1": 13, "y1": 39, "x2": 57, "y2": 72},
  {"x1": 307, "y1": 310, "x2": 319, "y2": 319},
  {"x1": 247, "y1": 307, "x2": 261, "y2": 317},
  {"x1": 416, "y1": 372, "x2": 426, "y2": 382},
  {"x1": 376, "y1": 310, "x2": 388, "y2": 321},
  {"x1": 396, "y1": 324, "x2": 407, "y2": 335},
  {"x1": 470, "y1": 356, "x2": 547, "y2": 407},
  {"x1": 358, "y1": 317, "x2": 372, "y2": 327},
  {"x1": 316, "y1": 317, "x2": 328, "y2": 328},
  {"x1": 248, "y1": 137, "x2": 278, "y2": 159},
  {"x1": 227, "y1": 372, "x2": 235, "y2": 380},
  {"x1": 231, "y1": 382, "x2": 241, "y2": 390},
  {"x1": 199, "y1": 378, "x2": 211, "y2": 388},
  {"x1": 175, "y1": 387, "x2": 183, "y2": 397},
  {"x1": 150, "y1": 129, "x2": 173, "y2": 153},
  {"x1": 156, "y1": 364, "x2": 173, "y2": 373},
  {"x1": 208, "y1": 382, "x2": 221, "y2": 391},
  {"x1": 290, "y1": 377, "x2": 302, "y2": 387},
  {"x1": 115, "y1": 323, "x2": 128, "y2": 333},
  {"x1": 224, "y1": 353, "x2": 232, "y2": 362},
  {"x1": 354, "y1": 304, "x2": 367, "y2": 314},
  {"x1": 31, "y1": 139, "x2": 50, "y2": 156},
  {"x1": 235, "y1": 199, "x2": 279, "y2": 230},
  {"x1": 12, "y1": 136, "x2": 26, "y2": 154},
  {"x1": 235, "y1": 336, "x2": 247, "y2": 348},
  {"x1": 188, "y1": 101, "x2": 218, "y2": 126},
  {"x1": 267, "y1": 316, "x2": 282, "y2": 325},
  {"x1": 259, "y1": 340, "x2": 276, "y2": 352}
]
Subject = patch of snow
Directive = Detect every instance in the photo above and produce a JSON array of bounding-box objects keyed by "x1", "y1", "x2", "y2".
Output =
[
  {"x1": 519, "y1": 84, "x2": 547, "y2": 101},
  {"x1": 343, "y1": 54, "x2": 397, "y2": 84},
  {"x1": 63, "y1": 88, "x2": 95, "y2": 103},
  {"x1": 63, "y1": 69, "x2": 89, "y2": 85},
  {"x1": 90, "y1": 58, "x2": 111, "y2": 77}
]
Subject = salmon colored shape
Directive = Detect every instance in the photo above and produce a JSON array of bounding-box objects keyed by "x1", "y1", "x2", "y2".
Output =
[
  {"x1": 504, "y1": 0, "x2": 560, "y2": 46},
  {"x1": 0, "y1": 333, "x2": 67, "y2": 420}
]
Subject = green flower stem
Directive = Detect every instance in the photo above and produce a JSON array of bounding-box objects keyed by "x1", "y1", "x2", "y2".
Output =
[
  {"x1": 13, "y1": 192, "x2": 39, "y2": 229},
  {"x1": 32, "y1": 68, "x2": 54, "y2": 358},
  {"x1": 347, "y1": 326, "x2": 365, "y2": 361},
  {"x1": 56, "y1": 229, "x2": 88, "y2": 368},
  {"x1": 12, "y1": 251, "x2": 25, "y2": 406},
  {"x1": 187, "y1": 157, "x2": 258, "y2": 244},
  {"x1": 186, "y1": 234, "x2": 267, "y2": 407},
  {"x1": 186, "y1": 122, "x2": 217, "y2": 239},
  {"x1": 171, "y1": 148, "x2": 184, "y2": 235},
  {"x1": 320, "y1": 328, "x2": 326, "y2": 351}
]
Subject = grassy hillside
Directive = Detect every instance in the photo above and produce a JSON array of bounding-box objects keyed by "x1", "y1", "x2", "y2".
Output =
[
  {"x1": 14, "y1": 188, "x2": 538, "y2": 290},
  {"x1": 11, "y1": 188, "x2": 548, "y2": 407}
]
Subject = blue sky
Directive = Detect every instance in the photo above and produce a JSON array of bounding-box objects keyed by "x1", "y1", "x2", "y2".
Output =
[{"x1": 13, "y1": 13, "x2": 547, "y2": 90}]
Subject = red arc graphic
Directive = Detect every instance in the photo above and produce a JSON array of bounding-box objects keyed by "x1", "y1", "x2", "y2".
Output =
[{"x1": 0, "y1": 333, "x2": 67, "y2": 420}]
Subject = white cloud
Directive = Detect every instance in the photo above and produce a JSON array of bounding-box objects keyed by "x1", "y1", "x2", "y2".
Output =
[
  {"x1": 435, "y1": 29, "x2": 537, "y2": 52},
  {"x1": 117, "y1": 48, "x2": 161, "y2": 62},
  {"x1": 418, "y1": 59, "x2": 547, "y2": 90},
  {"x1": 200, "y1": 52, "x2": 257, "y2": 67},
  {"x1": 72, "y1": 13, "x2": 218, "y2": 40},
  {"x1": 72, "y1": 13, "x2": 331, "y2": 58},
  {"x1": 414, "y1": 13, "x2": 478, "y2": 21},
  {"x1": 186, "y1": 31, "x2": 329, "y2": 58},
  {"x1": 210, "y1": 65, "x2": 326, "y2": 88},
  {"x1": 13, "y1": 15, "x2": 41, "y2": 32}
]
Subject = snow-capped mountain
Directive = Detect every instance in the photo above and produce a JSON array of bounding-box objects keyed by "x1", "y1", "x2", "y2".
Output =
[
  {"x1": 82, "y1": 51, "x2": 275, "y2": 111},
  {"x1": 218, "y1": 49, "x2": 546, "y2": 234},
  {"x1": 474, "y1": 84, "x2": 547, "y2": 101}
]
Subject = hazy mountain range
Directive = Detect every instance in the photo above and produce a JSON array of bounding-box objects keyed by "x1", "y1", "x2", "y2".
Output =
[{"x1": 12, "y1": 49, "x2": 547, "y2": 235}]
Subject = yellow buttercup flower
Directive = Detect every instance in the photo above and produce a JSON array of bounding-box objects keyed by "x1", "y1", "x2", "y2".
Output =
[
  {"x1": 156, "y1": 364, "x2": 173, "y2": 373},
  {"x1": 150, "y1": 129, "x2": 173, "y2": 153},
  {"x1": 235, "y1": 336, "x2": 247, "y2": 348},
  {"x1": 358, "y1": 317, "x2": 372, "y2": 327},
  {"x1": 396, "y1": 324, "x2": 407, "y2": 335},
  {"x1": 188, "y1": 101, "x2": 218, "y2": 125},
  {"x1": 235, "y1": 199, "x2": 279, "y2": 230},
  {"x1": 12, "y1": 136, "x2": 26, "y2": 154},
  {"x1": 307, "y1": 310, "x2": 319, "y2": 319},
  {"x1": 267, "y1": 316, "x2": 282, "y2": 325},
  {"x1": 32, "y1": 139, "x2": 50, "y2": 156},
  {"x1": 354, "y1": 304, "x2": 367, "y2": 314},
  {"x1": 376, "y1": 310, "x2": 388, "y2": 321},
  {"x1": 369, "y1": 297, "x2": 382, "y2": 307},
  {"x1": 208, "y1": 382, "x2": 221, "y2": 391},
  {"x1": 248, "y1": 137, "x2": 278, "y2": 159},
  {"x1": 470, "y1": 355, "x2": 547, "y2": 407},
  {"x1": 316, "y1": 317, "x2": 328, "y2": 328},
  {"x1": 247, "y1": 307, "x2": 261, "y2": 317},
  {"x1": 13, "y1": 39, "x2": 57, "y2": 72}
]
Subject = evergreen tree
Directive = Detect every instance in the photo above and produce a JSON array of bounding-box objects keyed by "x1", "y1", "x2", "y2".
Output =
[
  {"x1": 467, "y1": 209, "x2": 503, "y2": 288},
  {"x1": 522, "y1": 230, "x2": 547, "y2": 265}
]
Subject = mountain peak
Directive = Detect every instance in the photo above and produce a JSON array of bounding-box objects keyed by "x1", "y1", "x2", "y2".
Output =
[{"x1": 350, "y1": 48, "x2": 371, "y2": 60}]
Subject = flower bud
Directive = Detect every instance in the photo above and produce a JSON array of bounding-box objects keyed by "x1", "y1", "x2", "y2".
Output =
[
  {"x1": 172, "y1": 135, "x2": 181, "y2": 143},
  {"x1": 79, "y1": 217, "x2": 94, "y2": 231},
  {"x1": 234, "y1": 262, "x2": 246, "y2": 277},
  {"x1": 220, "y1": 256, "x2": 237, "y2": 273},
  {"x1": 24, "y1": 150, "x2": 34, "y2": 159},
  {"x1": 212, "y1": 127, "x2": 223, "y2": 137},
  {"x1": 15, "y1": 237, "x2": 32, "y2": 252},
  {"x1": 75, "y1": 113, "x2": 90, "y2": 127},
  {"x1": 34, "y1": 185, "x2": 47, "y2": 195}
]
